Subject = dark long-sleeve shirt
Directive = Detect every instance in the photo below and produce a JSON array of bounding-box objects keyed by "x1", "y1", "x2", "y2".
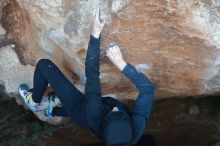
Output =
[{"x1": 84, "y1": 35, "x2": 155, "y2": 145}]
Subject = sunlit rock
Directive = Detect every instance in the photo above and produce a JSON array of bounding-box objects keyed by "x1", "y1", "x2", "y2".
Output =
[{"x1": 0, "y1": 0, "x2": 220, "y2": 99}]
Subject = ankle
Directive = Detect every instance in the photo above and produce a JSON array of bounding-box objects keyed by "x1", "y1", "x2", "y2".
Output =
[{"x1": 116, "y1": 60, "x2": 127, "y2": 71}]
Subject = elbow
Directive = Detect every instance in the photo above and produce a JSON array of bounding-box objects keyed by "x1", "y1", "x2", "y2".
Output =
[
  {"x1": 148, "y1": 79, "x2": 155, "y2": 89},
  {"x1": 149, "y1": 83, "x2": 156, "y2": 94},
  {"x1": 148, "y1": 79, "x2": 156, "y2": 91},
  {"x1": 142, "y1": 83, "x2": 156, "y2": 95},
  {"x1": 143, "y1": 76, "x2": 156, "y2": 92},
  {"x1": 150, "y1": 83, "x2": 156, "y2": 91}
]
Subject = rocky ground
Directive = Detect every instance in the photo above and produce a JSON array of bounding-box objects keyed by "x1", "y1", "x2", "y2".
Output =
[{"x1": 1, "y1": 96, "x2": 220, "y2": 146}]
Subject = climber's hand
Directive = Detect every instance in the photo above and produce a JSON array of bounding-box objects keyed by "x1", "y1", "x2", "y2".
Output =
[
  {"x1": 92, "y1": 7, "x2": 106, "y2": 38},
  {"x1": 106, "y1": 45, "x2": 127, "y2": 71}
]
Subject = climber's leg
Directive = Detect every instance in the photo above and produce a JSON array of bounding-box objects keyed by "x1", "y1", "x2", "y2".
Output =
[
  {"x1": 52, "y1": 107, "x2": 69, "y2": 117},
  {"x1": 32, "y1": 59, "x2": 85, "y2": 125}
]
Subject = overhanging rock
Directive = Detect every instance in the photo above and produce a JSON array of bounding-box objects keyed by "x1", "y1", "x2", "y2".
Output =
[{"x1": 1, "y1": 0, "x2": 220, "y2": 99}]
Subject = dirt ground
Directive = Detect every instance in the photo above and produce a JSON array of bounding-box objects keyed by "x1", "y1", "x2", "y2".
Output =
[
  {"x1": 1, "y1": 96, "x2": 220, "y2": 146},
  {"x1": 148, "y1": 97, "x2": 220, "y2": 146}
]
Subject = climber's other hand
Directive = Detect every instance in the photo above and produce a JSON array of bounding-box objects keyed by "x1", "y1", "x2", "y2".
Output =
[{"x1": 92, "y1": 7, "x2": 106, "y2": 38}]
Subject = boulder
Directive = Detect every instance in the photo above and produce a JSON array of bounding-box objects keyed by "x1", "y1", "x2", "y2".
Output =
[
  {"x1": 0, "y1": 46, "x2": 34, "y2": 96},
  {"x1": 0, "y1": 0, "x2": 220, "y2": 100},
  {"x1": 0, "y1": 25, "x2": 5, "y2": 36}
]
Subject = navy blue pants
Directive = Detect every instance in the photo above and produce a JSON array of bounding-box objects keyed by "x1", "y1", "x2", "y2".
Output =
[{"x1": 32, "y1": 59, "x2": 85, "y2": 124}]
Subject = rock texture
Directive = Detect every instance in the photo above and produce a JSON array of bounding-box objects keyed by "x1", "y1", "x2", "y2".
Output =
[
  {"x1": 0, "y1": 46, "x2": 34, "y2": 96},
  {"x1": 0, "y1": 25, "x2": 5, "y2": 36},
  {"x1": 0, "y1": 0, "x2": 220, "y2": 99}
]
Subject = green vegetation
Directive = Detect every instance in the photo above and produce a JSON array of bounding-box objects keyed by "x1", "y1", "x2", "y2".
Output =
[
  {"x1": 0, "y1": 98, "x2": 44, "y2": 146},
  {"x1": 199, "y1": 96, "x2": 220, "y2": 119}
]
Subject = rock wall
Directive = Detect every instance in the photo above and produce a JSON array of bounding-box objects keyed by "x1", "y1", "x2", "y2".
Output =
[{"x1": 0, "y1": 0, "x2": 220, "y2": 99}]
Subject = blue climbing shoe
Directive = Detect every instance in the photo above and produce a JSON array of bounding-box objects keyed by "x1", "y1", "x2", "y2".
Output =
[
  {"x1": 18, "y1": 84, "x2": 51, "y2": 111},
  {"x1": 44, "y1": 93, "x2": 62, "y2": 117},
  {"x1": 18, "y1": 84, "x2": 41, "y2": 111}
]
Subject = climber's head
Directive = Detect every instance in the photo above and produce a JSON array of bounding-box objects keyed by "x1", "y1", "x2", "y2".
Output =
[{"x1": 101, "y1": 111, "x2": 132, "y2": 146}]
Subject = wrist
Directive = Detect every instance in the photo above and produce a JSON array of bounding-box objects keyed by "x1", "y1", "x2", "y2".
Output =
[
  {"x1": 116, "y1": 60, "x2": 127, "y2": 71},
  {"x1": 92, "y1": 32, "x2": 100, "y2": 39}
]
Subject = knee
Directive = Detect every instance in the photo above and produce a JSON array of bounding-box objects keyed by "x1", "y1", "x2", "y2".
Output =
[{"x1": 36, "y1": 59, "x2": 53, "y2": 69}]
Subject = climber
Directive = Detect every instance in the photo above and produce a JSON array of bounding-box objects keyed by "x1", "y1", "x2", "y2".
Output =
[{"x1": 18, "y1": 7, "x2": 155, "y2": 146}]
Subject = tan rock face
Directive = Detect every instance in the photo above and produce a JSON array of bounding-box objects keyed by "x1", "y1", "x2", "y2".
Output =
[
  {"x1": 101, "y1": 0, "x2": 220, "y2": 99},
  {"x1": 0, "y1": 0, "x2": 220, "y2": 99}
]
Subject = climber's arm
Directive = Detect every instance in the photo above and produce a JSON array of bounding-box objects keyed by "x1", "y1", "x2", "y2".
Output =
[
  {"x1": 106, "y1": 45, "x2": 155, "y2": 144},
  {"x1": 85, "y1": 8, "x2": 106, "y2": 98},
  {"x1": 85, "y1": 35, "x2": 101, "y2": 98},
  {"x1": 121, "y1": 64, "x2": 155, "y2": 144},
  {"x1": 84, "y1": 8, "x2": 107, "y2": 127}
]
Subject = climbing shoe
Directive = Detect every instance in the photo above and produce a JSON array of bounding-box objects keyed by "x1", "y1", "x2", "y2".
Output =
[
  {"x1": 18, "y1": 84, "x2": 49, "y2": 111},
  {"x1": 44, "y1": 93, "x2": 62, "y2": 117}
]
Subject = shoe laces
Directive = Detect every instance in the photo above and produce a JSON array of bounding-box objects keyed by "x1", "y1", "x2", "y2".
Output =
[{"x1": 25, "y1": 92, "x2": 32, "y2": 103}]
